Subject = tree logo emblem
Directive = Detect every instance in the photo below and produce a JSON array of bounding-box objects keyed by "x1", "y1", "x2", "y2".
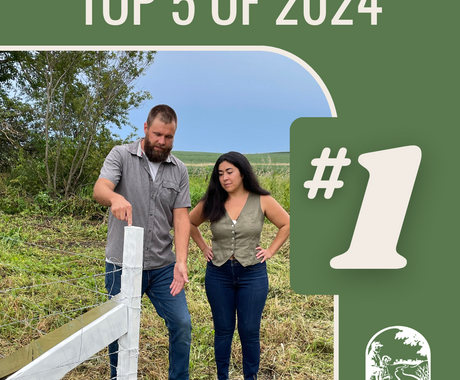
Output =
[{"x1": 366, "y1": 326, "x2": 430, "y2": 380}]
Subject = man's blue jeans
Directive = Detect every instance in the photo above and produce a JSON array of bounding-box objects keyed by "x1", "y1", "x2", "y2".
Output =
[
  {"x1": 205, "y1": 259, "x2": 268, "y2": 380},
  {"x1": 105, "y1": 262, "x2": 191, "y2": 380}
]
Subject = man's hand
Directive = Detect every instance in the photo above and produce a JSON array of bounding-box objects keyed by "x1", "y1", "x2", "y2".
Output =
[
  {"x1": 170, "y1": 262, "x2": 189, "y2": 296},
  {"x1": 93, "y1": 178, "x2": 133, "y2": 226},
  {"x1": 171, "y1": 207, "x2": 190, "y2": 296},
  {"x1": 110, "y1": 195, "x2": 133, "y2": 226}
]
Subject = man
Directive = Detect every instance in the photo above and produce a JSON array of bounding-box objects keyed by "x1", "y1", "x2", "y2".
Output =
[
  {"x1": 93, "y1": 104, "x2": 191, "y2": 380},
  {"x1": 368, "y1": 341, "x2": 384, "y2": 380}
]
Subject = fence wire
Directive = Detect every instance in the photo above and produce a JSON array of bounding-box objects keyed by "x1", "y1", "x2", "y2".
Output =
[{"x1": 0, "y1": 234, "x2": 134, "y2": 378}]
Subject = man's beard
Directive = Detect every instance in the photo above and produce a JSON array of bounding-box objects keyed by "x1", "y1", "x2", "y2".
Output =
[{"x1": 144, "y1": 136, "x2": 172, "y2": 163}]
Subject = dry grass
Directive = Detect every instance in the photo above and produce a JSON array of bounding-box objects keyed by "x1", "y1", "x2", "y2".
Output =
[{"x1": 0, "y1": 213, "x2": 332, "y2": 380}]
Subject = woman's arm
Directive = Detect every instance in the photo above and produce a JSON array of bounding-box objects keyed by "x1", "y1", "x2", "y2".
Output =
[
  {"x1": 256, "y1": 195, "x2": 290, "y2": 263},
  {"x1": 189, "y1": 201, "x2": 214, "y2": 261}
]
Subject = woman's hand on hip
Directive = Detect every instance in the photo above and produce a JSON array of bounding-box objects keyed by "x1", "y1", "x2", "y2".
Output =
[
  {"x1": 256, "y1": 246, "x2": 274, "y2": 263},
  {"x1": 202, "y1": 246, "x2": 214, "y2": 261}
]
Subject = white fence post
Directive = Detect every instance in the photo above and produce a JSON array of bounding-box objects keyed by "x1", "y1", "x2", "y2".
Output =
[
  {"x1": 3, "y1": 226, "x2": 144, "y2": 380},
  {"x1": 117, "y1": 226, "x2": 144, "y2": 380}
]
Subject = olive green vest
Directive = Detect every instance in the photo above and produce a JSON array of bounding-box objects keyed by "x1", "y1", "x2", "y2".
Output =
[{"x1": 210, "y1": 192, "x2": 265, "y2": 267}]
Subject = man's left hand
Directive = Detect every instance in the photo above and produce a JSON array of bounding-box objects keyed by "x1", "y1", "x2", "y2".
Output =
[{"x1": 170, "y1": 262, "x2": 189, "y2": 296}]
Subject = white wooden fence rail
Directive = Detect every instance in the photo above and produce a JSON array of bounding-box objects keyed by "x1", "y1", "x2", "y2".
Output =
[{"x1": 2, "y1": 226, "x2": 144, "y2": 380}]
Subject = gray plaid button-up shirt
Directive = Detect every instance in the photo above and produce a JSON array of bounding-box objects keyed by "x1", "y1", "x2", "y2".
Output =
[{"x1": 98, "y1": 139, "x2": 191, "y2": 270}]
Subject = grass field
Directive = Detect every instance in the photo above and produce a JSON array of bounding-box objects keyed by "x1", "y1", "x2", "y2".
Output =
[
  {"x1": 0, "y1": 153, "x2": 333, "y2": 380},
  {"x1": 173, "y1": 151, "x2": 290, "y2": 166}
]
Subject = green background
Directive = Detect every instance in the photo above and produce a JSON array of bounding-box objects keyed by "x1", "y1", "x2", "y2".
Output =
[
  {"x1": 291, "y1": 120, "x2": 451, "y2": 377},
  {"x1": 1, "y1": 0, "x2": 458, "y2": 377}
]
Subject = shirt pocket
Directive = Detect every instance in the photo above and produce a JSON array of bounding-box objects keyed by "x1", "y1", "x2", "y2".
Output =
[{"x1": 159, "y1": 180, "x2": 180, "y2": 207}]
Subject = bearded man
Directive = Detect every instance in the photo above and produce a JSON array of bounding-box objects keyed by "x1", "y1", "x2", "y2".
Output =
[{"x1": 93, "y1": 104, "x2": 191, "y2": 380}]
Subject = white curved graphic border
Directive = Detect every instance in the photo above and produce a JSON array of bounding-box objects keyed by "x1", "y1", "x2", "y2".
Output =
[{"x1": 1, "y1": 45, "x2": 337, "y2": 118}]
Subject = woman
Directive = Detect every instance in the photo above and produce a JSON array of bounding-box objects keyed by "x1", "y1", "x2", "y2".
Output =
[{"x1": 189, "y1": 152, "x2": 290, "y2": 380}]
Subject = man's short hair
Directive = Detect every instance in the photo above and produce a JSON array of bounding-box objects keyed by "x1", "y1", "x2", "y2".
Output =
[{"x1": 146, "y1": 104, "x2": 178, "y2": 128}]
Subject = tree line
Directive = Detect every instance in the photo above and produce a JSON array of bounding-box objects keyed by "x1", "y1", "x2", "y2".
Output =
[{"x1": 0, "y1": 51, "x2": 155, "y2": 199}]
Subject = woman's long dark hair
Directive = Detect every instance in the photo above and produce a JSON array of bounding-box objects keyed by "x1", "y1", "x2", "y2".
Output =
[{"x1": 201, "y1": 152, "x2": 270, "y2": 222}]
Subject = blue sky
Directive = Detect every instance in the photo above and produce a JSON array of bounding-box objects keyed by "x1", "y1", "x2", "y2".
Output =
[{"x1": 116, "y1": 50, "x2": 333, "y2": 154}]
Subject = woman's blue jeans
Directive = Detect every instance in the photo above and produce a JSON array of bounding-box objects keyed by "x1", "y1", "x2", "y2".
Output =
[
  {"x1": 105, "y1": 262, "x2": 191, "y2": 380},
  {"x1": 205, "y1": 259, "x2": 269, "y2": 380}
]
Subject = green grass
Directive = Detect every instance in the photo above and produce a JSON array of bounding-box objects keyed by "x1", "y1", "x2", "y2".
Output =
[
  {"x1": 188, "y1": 168, "x2": 290, "y2": 213},
  {"x1": 0, "y1": 216, "x2": 333, "y2": 380},
  {"x1": 0, "y1": 155, "x2": 332, "y2": 380},
  {"x1": 173, "y1": 151, "x2": 290, "y2": 165},
  {"x1": 183, "y1": 152, "x2": 290, "y2": 213}
]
